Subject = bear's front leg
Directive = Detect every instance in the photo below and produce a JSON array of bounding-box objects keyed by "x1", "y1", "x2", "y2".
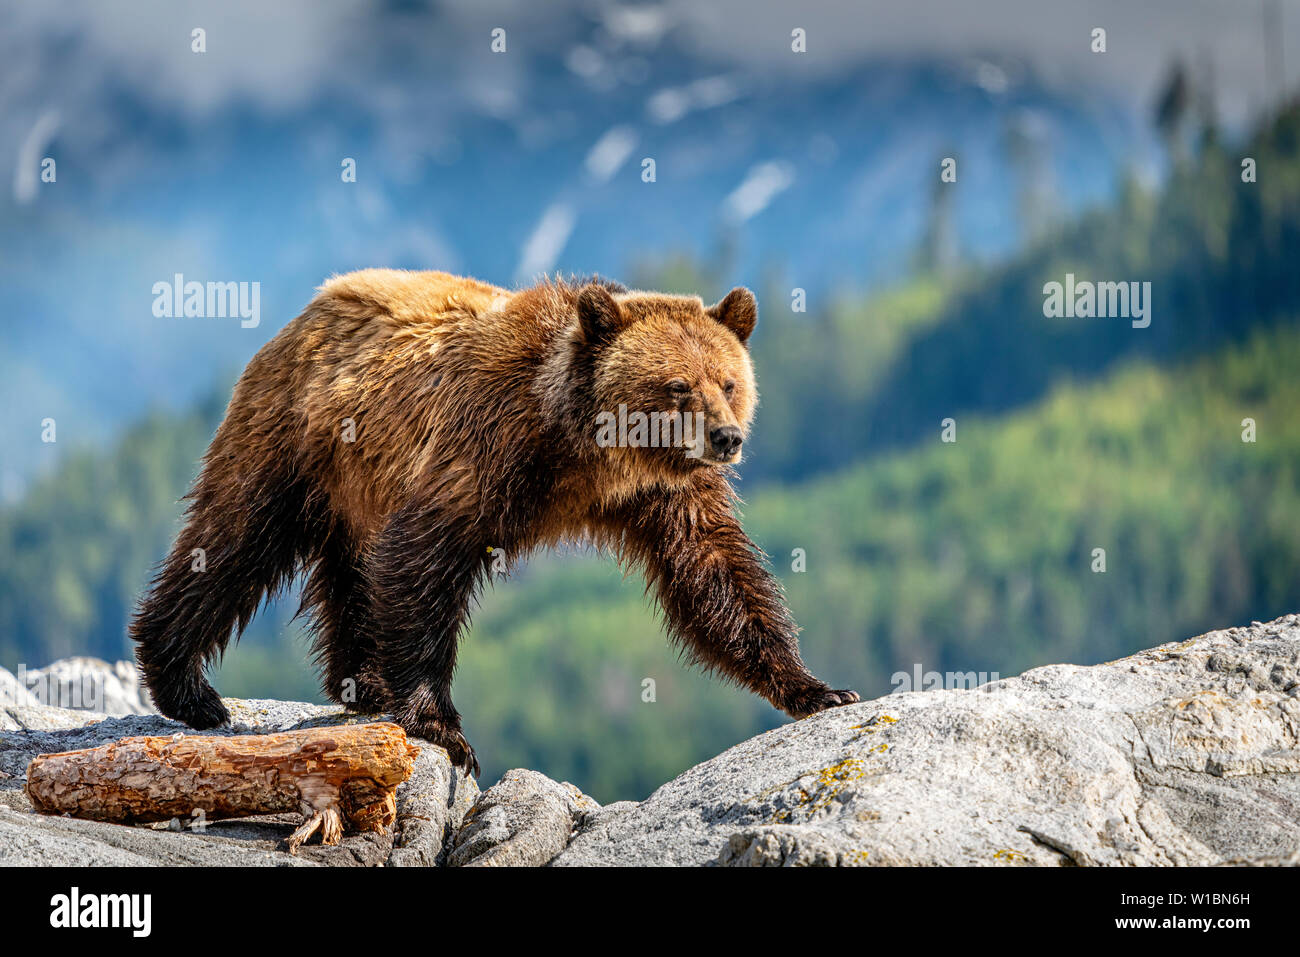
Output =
[
  {"x1": 611, "y1": 472, "x2": 860, "y2": 719},
  {"x1": 366, "y1": 496, "x2": 488, "y2": 777}
]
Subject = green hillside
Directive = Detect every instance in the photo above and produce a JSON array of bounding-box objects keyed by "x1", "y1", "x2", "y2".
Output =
[{"x1": 738, "y1": 101, "x2": 1300, "y2": 485}]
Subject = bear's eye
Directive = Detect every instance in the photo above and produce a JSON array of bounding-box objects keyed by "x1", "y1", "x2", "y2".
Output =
[
  {"x1": 723, "y1": 380, "x2": 736, "y2": 398},
  {"x1": 666, "y1": 380, "x2": 691, "y2": 397}
]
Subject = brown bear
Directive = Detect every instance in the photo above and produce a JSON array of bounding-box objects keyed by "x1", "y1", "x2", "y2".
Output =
[{"x1": 131, "y1": 270, "x2": 859, "y2": 775}]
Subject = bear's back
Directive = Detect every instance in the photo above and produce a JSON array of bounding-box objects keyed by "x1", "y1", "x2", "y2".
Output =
[
  {"x1": 315, "y1": 268, "x2": 509, "y2": 329},
  {"x1": 270, "y1": 270, "x2": 555, "y2": 538}
]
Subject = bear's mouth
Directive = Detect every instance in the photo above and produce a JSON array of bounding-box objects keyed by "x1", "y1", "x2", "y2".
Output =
[{"x1": 698, "y1": 449, "x2": 741, "y2": 466}]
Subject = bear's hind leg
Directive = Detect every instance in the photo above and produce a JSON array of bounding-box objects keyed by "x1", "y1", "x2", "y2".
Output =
[
  {"x1": 301, "y1": 529, "x2": 389, "y2": 713},
  {"x1": 132, "y1": 460, "x2": 324, "y2": 730},
  {"x1": 367, "y1": 497, "x2": 487, "y2": 776}
]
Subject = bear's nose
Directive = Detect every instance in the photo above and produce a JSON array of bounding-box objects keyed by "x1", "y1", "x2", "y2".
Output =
[{"x1": 709, "y1": 425, "x2": 743, "y2": 457}]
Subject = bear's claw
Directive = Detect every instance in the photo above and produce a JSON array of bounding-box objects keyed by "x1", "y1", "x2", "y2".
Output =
[
  {"x1": 441, "y1": 730, "x2": 481, "y2": 779},
  {"x1": 783, "y1": 685, "x2": 862, "y2": 719},
  {"x1": 402, "y1": 716, "x2": 480, "y2": 778},
  {"x1": 823, "y1": 688, "x2": 861, "y2": 708}
]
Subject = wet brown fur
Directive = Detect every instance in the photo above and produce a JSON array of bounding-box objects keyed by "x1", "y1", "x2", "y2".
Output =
[{"x1": 131, "y1": 269, "x2": 858, "y2": 774}]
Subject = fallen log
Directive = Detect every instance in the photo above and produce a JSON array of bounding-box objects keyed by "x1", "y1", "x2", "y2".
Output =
[{"x1": 25, "y1": 722, "x2": 419, "y2": 853}]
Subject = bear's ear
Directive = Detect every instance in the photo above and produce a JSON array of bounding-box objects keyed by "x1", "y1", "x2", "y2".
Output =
[
  {"x1": 577, "y1": 284, "x2": 625, "y2": 345},
  {"x1": 707, "y1": 287, "x2": 757, "y2": 346}
]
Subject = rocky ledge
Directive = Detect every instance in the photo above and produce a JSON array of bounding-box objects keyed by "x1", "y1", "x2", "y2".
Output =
[{"x1": 3, "y1": 614, "x2": 1299, "y2": 866}]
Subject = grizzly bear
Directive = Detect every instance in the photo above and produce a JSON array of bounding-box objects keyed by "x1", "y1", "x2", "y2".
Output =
[{"x1": 131, "y1": 270, "x2": 859, "y2": 775}]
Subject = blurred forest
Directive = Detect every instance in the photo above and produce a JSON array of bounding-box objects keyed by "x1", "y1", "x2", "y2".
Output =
[{"x1": 3, "y1": 98, "x2": 1299, "y2": 802}]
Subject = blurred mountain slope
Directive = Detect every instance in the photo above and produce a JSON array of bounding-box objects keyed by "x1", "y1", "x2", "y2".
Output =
[{"x1": 737, "y1": 101, "x2": 1300, "y2": 484}]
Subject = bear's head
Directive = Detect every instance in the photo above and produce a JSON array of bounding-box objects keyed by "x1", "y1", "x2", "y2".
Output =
[{"x1": 581, "y1": 284, "x2": 758, "y2": 472}]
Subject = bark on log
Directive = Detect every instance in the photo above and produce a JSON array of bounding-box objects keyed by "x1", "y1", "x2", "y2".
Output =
[{"x1": 25, "y1": 722, "x2": 419, "y2": 853}]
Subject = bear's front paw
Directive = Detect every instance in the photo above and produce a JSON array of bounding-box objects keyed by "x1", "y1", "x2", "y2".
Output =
[
  {"x1": 782, "y1": 685, "x2": 861, "y2": 719},
  {"x1": 400, "y1": 715, "x2": 481, "y2": 778}
]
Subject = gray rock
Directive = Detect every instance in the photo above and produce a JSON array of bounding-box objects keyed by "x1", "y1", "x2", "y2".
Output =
[
  {"x1": 554, "y1": 614, "x2": 1300, "y2": 866},
  {"x1": 0, "y1": 703, "x2": 102, "y2": 733},
  {"x1": 387, "y1": 739, "x2": 479, "y2": 867},
  {"x1": 0, "y1": 667, "x2": 40, "y2": 710},
  {"x1": 17, "y1": 658, "x2": 155, "y2": 716},
  {"x1": 448, "y1": 769, "x2": 598, "y2": 866},
  {"x1": 0, "y1": 666, "x2": 97, "y2": 732},
  {"x1": 7, "y1": 614, "x2": 1299, "y2": 867},
  {"x1": 575, "y1": 799, "x2": 637, "y2": 835},
  {"x1": 0, "y1": 695, "x2": 471, "y2": 866}
]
